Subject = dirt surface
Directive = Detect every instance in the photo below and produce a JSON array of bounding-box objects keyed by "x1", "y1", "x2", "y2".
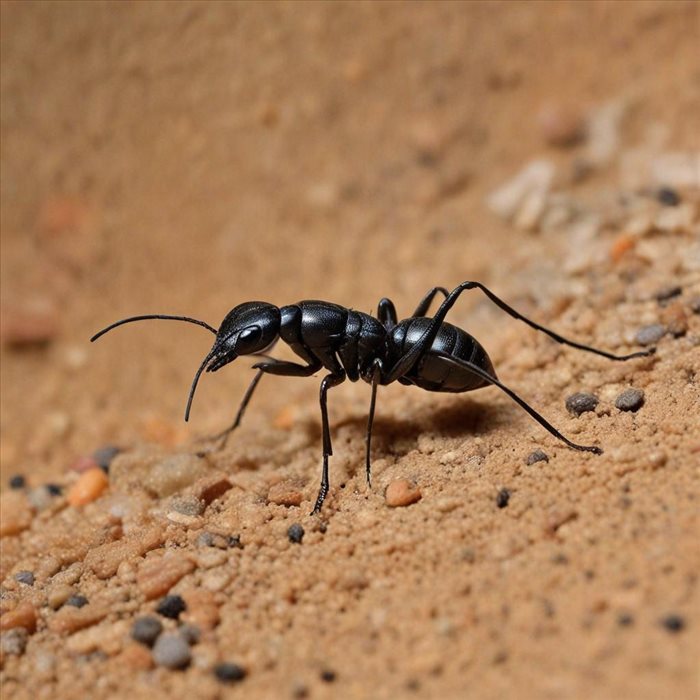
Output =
[{"x1": 1, "y1": 2, "x2": 699, "y2": 699}]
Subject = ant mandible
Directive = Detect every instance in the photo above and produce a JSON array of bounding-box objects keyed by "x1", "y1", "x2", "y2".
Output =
[{"x1": 91, "y1": 281, "x2": 654, "y2": 513}]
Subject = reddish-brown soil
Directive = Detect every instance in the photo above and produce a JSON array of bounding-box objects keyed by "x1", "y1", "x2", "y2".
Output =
[{"x1": 1, "y1": 3, "x2": 698, "y2": 699}]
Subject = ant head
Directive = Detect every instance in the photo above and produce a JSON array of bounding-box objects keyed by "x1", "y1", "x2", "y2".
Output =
[
  {"x1": 185, "y1": 302, "x2": 280, "y2": 422},
  {"x1": 207, "y1": 302, "x2": 281, "y2": 371}
]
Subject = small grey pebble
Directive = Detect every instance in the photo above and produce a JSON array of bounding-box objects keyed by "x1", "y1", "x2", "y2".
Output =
[
  {"x1": 615, "y1": 388, "x2": 645, "y2": 412},
  {"x1": 171, "y1": 497, "x2": 204, "y2": 517},
  {"x1": 92, "y1": 445, "x2": 121, "y2": 472},
  {"x1": 661, "y1": 614, "x2": 686, "y2": 633},
  {"x1": 635, "y1": 324, "x2": 666, "y2": 346},
  {"x1": 27, "y1": 486, "x2": 55, "y2": 511},
  {"x1": 131, "y1": 616, "x2": 163, "y2": 647},
  {"x1": 287, "y1": 523, "x2": 305, "y2": 544},
  {"x1": 214, "y1": 662, "x2": 247, "y2": 684},
  {"x1": 152, "y1": 632, "x2": 192, "y2": 669},
  {"x1": 179, "y1": 623, "x2": 200, "y2": 645},
  {"x1": 526, "y1": 449, "x2": 549, "y2": 465},
  {"x1": 65, "y1": 594, "x2": 89, "y2": 608},
  {"x1": 14, "y1": 570, "x2": 35, "y2": 586},
  {"x1": 9, "y1": 475, "x2": 26, "y2": 489},
  {"x1": 656, "y1": 187, "x2": 681, "y2": 206},
  {"x1": 565, "y1": 392, "x2": 599, "y2": 416},
  {"x1": 196, "y1": 531, "x2": 215, "y2": 547},
  {"x1": 0, "y1": 628, "x2": 28, "y2": 656}
]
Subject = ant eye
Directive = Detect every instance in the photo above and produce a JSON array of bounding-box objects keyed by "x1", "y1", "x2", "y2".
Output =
[
  {"x1": 236, "y1": 325, "x2": 263, "y2": 353},
  {"x1": 239, "y1": 327, "x2": 258, "y2": 341}
]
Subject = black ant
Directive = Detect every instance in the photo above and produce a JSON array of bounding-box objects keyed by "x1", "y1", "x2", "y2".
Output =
[{"x1": 91, "y1": 281, "x2": 654, "y2": 513}]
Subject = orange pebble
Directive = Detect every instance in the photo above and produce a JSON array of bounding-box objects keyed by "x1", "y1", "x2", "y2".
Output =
[
  {"x1": 609, "y1": 234, "x2": 635, "y2": 263},
  {"x1": 67, "y1": 467, "x2": 109, "y2": 506}
]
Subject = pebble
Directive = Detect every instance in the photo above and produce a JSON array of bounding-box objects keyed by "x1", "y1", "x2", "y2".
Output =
[
  {"x1": 487, "y1": 160, "x2": 554, "y2": 222},
  {"x1": 0, "y1": 602, "x2": 37, "y2": 633},
  {"x1": 92, "y1": 445, "x2": 121, "y2": 472},
  {"x1": 67, "y1": 467, "x2": 109, "y2": 506},
  {"x1": 660, "y1": 614, "x2": 686, "y2": 633},
  {"x1": 48, "y1": 585, "x2": 76, "y2": 610},
  {"x1": 146, "y1": 454, "x2": 208, "y2": 498},
  {"x1": 615, "y1": 388, "x2": 645, "y2": 412},
  {"x1": 170, "y1": 497, "x2": 205, "y2": 517},
  {"x1": 526, "y1": 449, "x2": 549, "y2": 465},
  {"x1": 152, "y1": 632, "x2": 191, "y2": 670},
  {"x1": 536, "y1": 102, "x2": 584, "y2": 147},
  {"x1": 565, "y1": 392, "x2": 599, "y2": 416},
  {"x1": 181, "y1": 589, "x2": 221, "y2": 631},
  {"x1": 138, "y1": 555, "x2": 195, "y2": 600},
  {"x1": 0, "y1": 299, "x2": 60, "y2": 347},
  {"x1": 28, "y1": 485, "x2": 57, "y2": 511},
  {"x1": 0, "y1": 491, "x2": 33, "y2": 537},
  {"x1": 0, "y1": 628, "x2": 28, "y2": 656},
  {"x1": 287, "y1": 523, "x2": 305, "y2": 544},
  {"x1": 496, "y1": 489, "x2": 510, "y2": 509},
  {"x1": 46, "y1": 483, "x2": 63, "y2": 496},
  {"x1": 654, "y1": 285, "x2": 682, "y2": 304},
  {"x1": 156, "y1": 594, "x2": 187, "y2": 620},
  {"x1": 14, "y1": 570, "x2": 35, "y2": 586},
  {"x1": 635, "y1": 323, "x2": 666, "y2": 346},
  {"x1": 268, "y1": 481, "x2": 304, "y2": 507},
  {"x1": 194, "y1": 475, "x2": 233, "y2": 506},
  {"x1": 660, "y1": 303, "x2": 688, "y2": 337},
  {"x1": 656, "y1": 187, "x2": 681, "y2": 207},
  {"x1": 179, "y1": 624, "x2": 200, "y2": 645},
  {"x1": 9, "y1": 475, "x2": 26, "y2": 490},
  {"x1": 214, "y1": 662, "x2": 247, "y2": 684},
  {"x1": 385, "y1": 479, "x2": 422, "y2": 507},
  {"x1": 131, "y1": 616, "x2": 163, "y2": 647},
  {"x1": 320, "y1": 669, "x2": 337, "y2": 683},
  {"x1": 48, "y1": 601, "x2": 108, "y2": 634},
  {"x1": 690, "y1": 297, "x2": 700, "y2": 314}
]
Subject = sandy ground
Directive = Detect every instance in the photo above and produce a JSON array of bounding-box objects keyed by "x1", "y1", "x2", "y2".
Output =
[{"x1": 1, "y1": 2, "x2": 699, "y2": 699}]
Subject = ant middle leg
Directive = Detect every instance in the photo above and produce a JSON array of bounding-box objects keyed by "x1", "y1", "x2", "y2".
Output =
[{"x1": 312, "y1": 370, "x2": 346, "y2": 514}]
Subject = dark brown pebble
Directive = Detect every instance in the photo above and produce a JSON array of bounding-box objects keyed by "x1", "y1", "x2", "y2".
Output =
[
  {"x1": 9, "y1": 475, "x2": 26, "y2": 490},
  {"x1": 214, "y1": 662, "x2": 247, "y2": 684},
  {"x1": 156, "y1": 594, "x2": 187, "y2": 620},
  {"x1": 661, "y1": 614, "x2": 686, "y2": 633},
  {"x1": 657, "y1": 187, "x2": 681, "y2": 206},
  {"x1": 228, "y1": 534, "x2": 244, "y2": 549},
  {"x1": 635, "y1": 324, "x2": 666, "y2": 346},
  {"x1": 320, "y1": 669, "x2": 337, "y2": 683},
  {"x1": 654, "y1": 285, "x2": 682, "y2": 304},
  {"x1": 615, "y1": 388, "x2": 645, "y2": 412},
  {"x1": 565, "y1": 392, "x2": 599, "y2": 416},
  {"x1": 179, "y1": 623, "x2": 200, "y2": 645},
  {"x1": 617, "y1": 613, "x2": 634, "y2": 627},
  {"x1": 496, "y1": 488, "x2": 510, "y2": 508},
  {"x1": 526, "y1": 449, "x2": 549, "y2": 465},
  {"x1": 690, "y1": 297, "x2": 700, "y2": 314},
  {"x1": 287, "y1": 523, "x2": 305, "y2": 544}
]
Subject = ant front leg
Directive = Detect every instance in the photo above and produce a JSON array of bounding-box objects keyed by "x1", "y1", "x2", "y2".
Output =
[
  {"x1": 313, "y1": 370, "x2": 346, "y2": 514},
  {"x1": 376, "y1": 298, "x2": 398, "y2": 331}
]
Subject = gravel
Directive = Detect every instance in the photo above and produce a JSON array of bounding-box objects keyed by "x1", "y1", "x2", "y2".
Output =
[
  {"x1": 0, "y1": 628, "x2": 28, "y2": 656},
  {"x1": 656, "y1": 187, "x2": 681, "y2": 206},
  {"x1": 496, "y1": 488, "x2": 511, "y2": 509},
  {"x1": 64, "y1": 595, "x2": 89, "y2": 608},
  {"x1": 14, "y1": 570, "x2": 35, "y2": 586},
  {"x1": 131, "y1": 616, "x2": 163, "y2": 647},
  {"x1": 565, "y1": 392, "x2": 599, "y2": 416},
  {"x1": 526, "y1": 449, "x2": 549, "y2": 465},
  {"x1": 156, "y1": 594, "x2": 187, "y2": 620},
  {"x1": 320, "y1": 669, "x2": 337, "y2": 683},
  {"x1": 152, "y1": 632, "x2": 192, "y2": 669},
  {"x1": 179, "y1": 624, "x2": 200, "y2": 645},
  {"x1": 661, "y1": 614, "x2": 686, "y2": 633},
  {"x1": 654, "y1": 285, "x2": 682, "y2": 304},
  {"x1": 635, "y1": 324, "x2": 666, "y2": 346},
  {"x1": 615, "y1": 388, "x2": 645, "y2": 412},
  {"x1": 214, "y1": 662, "x2": 247, "y2": 684},
  {"x1": 92, "y1": 445, "x2": 121, "y2": 472},
  {"x1": 287, "y1": 523, "x2": 305, "y2": 544},
  {"x1": 9, "y1": 475, "x2": 26, "y2": 490}
]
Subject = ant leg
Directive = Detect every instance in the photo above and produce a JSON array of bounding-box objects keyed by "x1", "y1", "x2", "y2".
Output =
[
  {"x1": 411, "y1": 286, "x2": 449, "y2": 317},
  {"x1": 312, "y1": 371, "x2": 346, "y2": 514},
  {"x1": 212, "y1": 368, "x2": 265, "y2": 449},
  {"x1": 377, "y1": 298, "x2": 398, "y2": 331},
  {"x1": 432, "y1": 350, "x2": 602, "y2": 454},
  {"x1": 384, "y1": 281, "x2": 655, "y2": 383},
  {"x1": 365, "y1": 360, "x2": 383, "y2": 488}
]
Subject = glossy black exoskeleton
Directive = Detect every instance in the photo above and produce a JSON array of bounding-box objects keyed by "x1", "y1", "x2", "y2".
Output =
[{"x1": 91, "y1": 281, "x2": 655, "y2": 513}]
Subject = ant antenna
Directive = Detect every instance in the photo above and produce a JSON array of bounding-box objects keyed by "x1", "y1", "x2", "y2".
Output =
[
  {"x1": 90, "y1": 315, "x2": 217, "y2": 342},
  {"x1": 185, "y1": 349, "x2": 217, "y2": 422}
]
